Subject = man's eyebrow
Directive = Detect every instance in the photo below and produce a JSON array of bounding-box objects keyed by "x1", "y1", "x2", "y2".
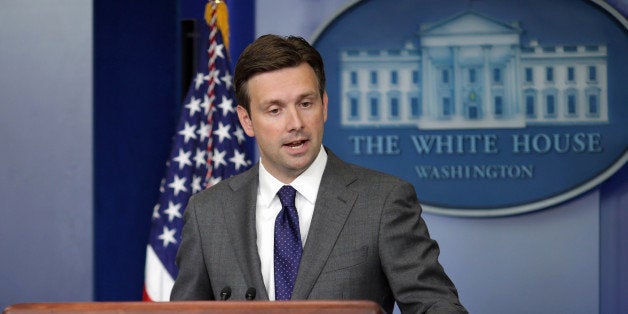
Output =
[
  {"x1": 257, "y1": 90, "x2": 319, "y2": 107},
  {"x1": 298, "y1": 91, "x2": 318, "y2": 99}
]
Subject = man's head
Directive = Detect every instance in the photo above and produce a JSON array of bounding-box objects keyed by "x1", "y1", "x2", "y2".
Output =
[
  {"x1": 234, "y1": 34, "x2": 328, "y2": 183},
  {"x1": 234, "y1": 34, "x2": 326, "y2": 114}
]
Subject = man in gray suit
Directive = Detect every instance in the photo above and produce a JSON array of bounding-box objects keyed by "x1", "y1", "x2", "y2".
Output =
[{"x1": 171, "y1": 34, "x2": 467, "y2": 314}]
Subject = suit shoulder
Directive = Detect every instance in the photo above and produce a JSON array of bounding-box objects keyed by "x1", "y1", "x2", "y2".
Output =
[
  {"x1": 190, "y1": 165, "x2": 258, "y2": 202},
  {"x1": 325, "y1": 148, "x2": 410, "y2": 188},
  {"x1": 345, "y1": 161, "x2": 409, "y2": 186}
]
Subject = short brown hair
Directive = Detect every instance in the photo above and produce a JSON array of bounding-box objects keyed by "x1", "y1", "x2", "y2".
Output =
[{"x1": 234, "y1": 34, "x2": 326, "y2": 113}]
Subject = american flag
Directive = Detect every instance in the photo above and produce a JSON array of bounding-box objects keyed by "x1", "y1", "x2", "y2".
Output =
[{"x1": 143, "y1": 1, "x2": 252, "y2": 301}]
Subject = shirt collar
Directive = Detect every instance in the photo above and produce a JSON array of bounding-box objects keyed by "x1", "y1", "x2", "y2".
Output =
[{"x1": 258, "y1": 146, "x2": 328, "y2": 207}]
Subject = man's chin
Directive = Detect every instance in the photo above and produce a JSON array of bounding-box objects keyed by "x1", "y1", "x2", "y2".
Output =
[{"x1": 285, "y1": 155, "x2": 316, "y2": 172}]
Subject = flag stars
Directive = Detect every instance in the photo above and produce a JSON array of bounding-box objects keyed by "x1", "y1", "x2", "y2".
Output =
[
  {"x1": 209, "y1": 68, "x2": 221, "y2": 86},
  {"x1": 193, "y1": 148, "x2": 207, "y2": 168},
  {"x1": 178, "y1": 122, "x2": 197, "y2": 143},
  {"x1": 163, "y1": 201, "x2": 182, "y2": 222},
  {"x1": 158, "y1": 226, "x2": 177, "y2": 248},
  {"x1": 196, "y1": 121, "x2": 211, "y2": 142},
  {"x1": 212, "y1": 148, "x2": 228, "y2": 168},
  {"x1": 152, "y1": 204, "x2": 160, "y2": 220},
  {"x1": 201, "y1": 94, "x2": 211, "y2": 114},
  {"x1": 214, "y1": 43, "x2": 225, "y2": 59},
  {"x1": 208, "y1": 43, "x2": 225, "y2": 64},
  {"x1": 194, "y1": 72, "x2": 205, "y2": 90},
  {"x1": 208, "y1": 176, "x2": 222, "y2": 186},
  {"x1": 173, "y1": 148, "x2": 192, "y2": 170},
  {"x1": 214, "y1": 121, "x2": 232, "y2": 143},
  {"x1": 217, "y1": 96, "x2": 235, "y2": 116},
  {"x1": 229, "y1": 149, "x2": 250, "y2": 171},
  {"x1": 221, "y1": 72, "x2": 233, "y2": 90},
  {"x1": 185, "y1": 96, "x2": 202, "y2": 117},
  {"x1": 233, "y1": 125, "x2": 246, "y2": 144},
  {"x1": 168, "y1": 174, "x2": 188, "y2": 196},
  {"x1": 191, "y1": 175, "x2": 203, "y2": 193},
  {"x1": 159, "y1": 178, "x2": 166, "y2": 193}
]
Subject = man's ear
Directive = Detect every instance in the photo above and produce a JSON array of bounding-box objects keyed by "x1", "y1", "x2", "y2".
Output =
[{"x1": 236, "y1": 105, "x2": 255, "y2": 137}]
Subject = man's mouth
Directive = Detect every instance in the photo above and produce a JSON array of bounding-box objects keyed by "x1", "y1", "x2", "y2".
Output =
[{"x1": 285, "y1": 140, "x2": 306, "y2": 149}]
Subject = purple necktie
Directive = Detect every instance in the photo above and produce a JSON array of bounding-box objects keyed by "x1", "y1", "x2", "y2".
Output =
[{"x1": 274, "y1": 185, "x2": 302, "y2": 300}]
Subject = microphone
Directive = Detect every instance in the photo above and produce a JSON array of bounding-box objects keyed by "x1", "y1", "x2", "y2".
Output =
[
  {"x1": 219, "y1": 286, "x2": 232, "y2": 300},
  {"x1": 245, "y1": 287, "x2": 256, "y2": 300}
]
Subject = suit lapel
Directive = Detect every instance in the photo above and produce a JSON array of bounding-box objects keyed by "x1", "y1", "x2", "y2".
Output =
[
  {"x1": 292, "y1": 151, "x2": 358, "y2": 299},
  {"x1": 221, "y1": 165, "x2": 270, "y2": 300}
]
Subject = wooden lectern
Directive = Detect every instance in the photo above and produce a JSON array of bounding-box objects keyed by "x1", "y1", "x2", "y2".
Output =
[{"x1": 3, "y1": 300, "x2": 384, "y2": 314}]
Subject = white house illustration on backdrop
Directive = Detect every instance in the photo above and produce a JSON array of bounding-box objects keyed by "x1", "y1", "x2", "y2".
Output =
[{"x1": 340, "y1": 11, "x2": 609, "y2": 129}]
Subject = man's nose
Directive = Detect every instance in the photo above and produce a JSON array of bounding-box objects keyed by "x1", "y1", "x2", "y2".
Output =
[{"x1": 286, "y1": 106, "x2": 304, "y2": 131}]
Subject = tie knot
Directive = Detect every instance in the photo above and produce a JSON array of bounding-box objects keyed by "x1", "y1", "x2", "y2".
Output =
[{"x1": 277, "y1": 185, "x2": 297, "y2": 208}]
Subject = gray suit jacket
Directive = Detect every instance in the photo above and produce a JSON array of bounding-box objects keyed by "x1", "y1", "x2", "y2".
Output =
[{"x1": 171, "y1": 149, "x2": 467, "y2": 314}]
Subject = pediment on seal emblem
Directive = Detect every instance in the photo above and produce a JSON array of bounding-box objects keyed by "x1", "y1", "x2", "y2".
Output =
[{"x1": 420, "y1": 11, "x2": 522, "y2": 37}]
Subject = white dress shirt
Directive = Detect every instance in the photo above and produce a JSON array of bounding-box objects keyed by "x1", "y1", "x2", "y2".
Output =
[{"x1": 256, "y1": 146, "x2": 328, "y2": 300}]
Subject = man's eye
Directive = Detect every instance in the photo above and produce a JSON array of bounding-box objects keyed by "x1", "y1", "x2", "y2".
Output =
[
  {"x1": 300, "y1": 102, "x2": 312, "y2": 108},
  {"x1": 269, "y1": 108, "x2": 280, "y2": 114}
]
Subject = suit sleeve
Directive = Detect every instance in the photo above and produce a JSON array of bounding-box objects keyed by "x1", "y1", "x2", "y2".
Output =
[
  {"x1": 170, "y1": 195, "x2": 215, "y2": 300},
  {"x1": 378, "y1": 180, "x2": 467, "y2": 314}
]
